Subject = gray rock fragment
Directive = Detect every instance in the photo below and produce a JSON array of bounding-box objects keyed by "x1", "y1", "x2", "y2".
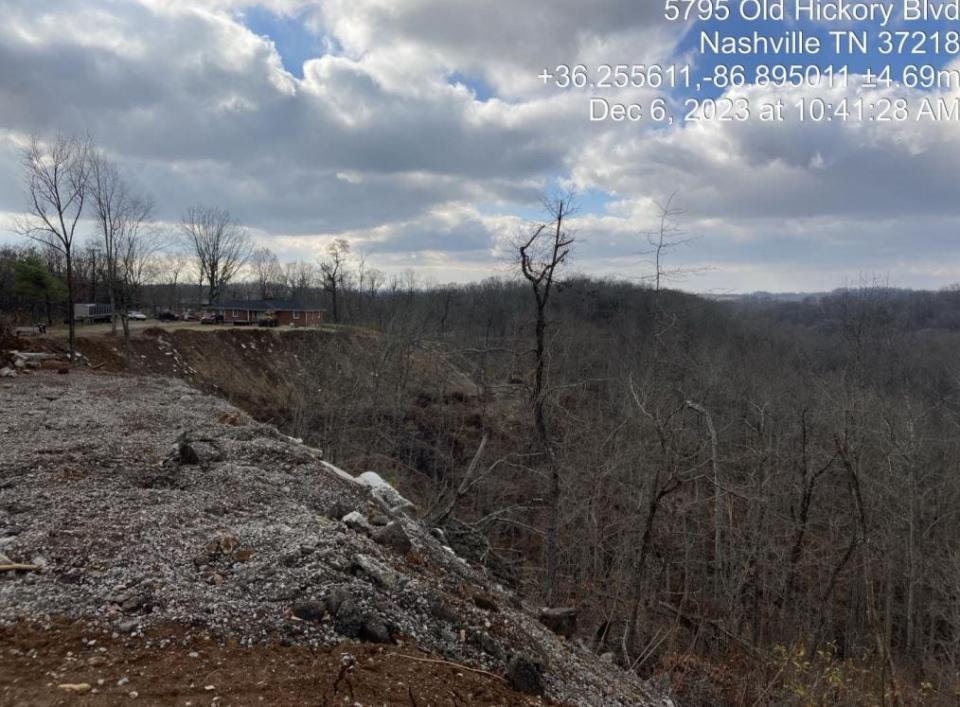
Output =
[
  {"x1": 372, "y1": 521, "x2": 411, "y2": 555},
  {"x1": 342, "y1": 511, "x2": 372, "y2": 534},
  {"x1": 506, "y1": 654, "x2": 546, "y2": 696},
  {"x1": 351, "y1": 554, "x2": 400, "y2": 589}
]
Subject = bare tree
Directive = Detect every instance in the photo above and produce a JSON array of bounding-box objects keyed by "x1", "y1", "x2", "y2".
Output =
[
  {"x1": 518, "y1": 193, "x2": 575, "y2": 604},
  {"x1": 88, "y1": 149, "x2": 156, "y2": 363},
  {"x1": 15, "y1": 134, "x2": 91, "y2": 359},
  {"x1": 320, "y1": 238, "x2": 350, "y2": 323},
  {"x1": 114, "y1": 200, "x2": 158, "y2": 364},
  {"x1": 157, "y1": 252, "x2": 189, "y2": 313},
  {"x1": 251, "y1": 246, "x2": 282, "y2": 300},
  {"x1": 179, "y1": 206, "x2": 251, "y2": 305},
  {"x1": 89, "y1": 150, "x2": 145, "y2": 335},
  {"x1": 284, "y1": 260, "x2": 316, "y2": 301},
  {"x1": 642, "y1": 191, "x2": 697, "y2": 294}
]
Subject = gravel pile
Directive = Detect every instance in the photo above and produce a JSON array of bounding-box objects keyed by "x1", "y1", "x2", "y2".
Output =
[{"x1": 0, "y1": 371, "x2": 672, "y2": 706}]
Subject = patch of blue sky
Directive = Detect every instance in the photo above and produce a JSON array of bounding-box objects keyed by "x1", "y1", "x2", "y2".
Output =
[
  {"x1": 447, "y1": 72, "x2": 497, "y2": 101},
  {"x1": 242, "y1": 6, "x2": 330, "y2": 79},
  {"x1": 573, "y1": 188, "x2": 616, "y2": 216}
]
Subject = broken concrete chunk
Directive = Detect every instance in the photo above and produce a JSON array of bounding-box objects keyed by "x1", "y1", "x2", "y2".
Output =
[
  {"x1": 355, "y1": 471, "x2": 417, "y2": 515},
  {"x1": 342, "y1": 511, "x2": 372, "y2": 534},
  {"x1": 351, "y1": 554, "x2": 400, "y2": 589},
  {"x1": 372, "y1": 521, "x2": 411, "y2": 555}
]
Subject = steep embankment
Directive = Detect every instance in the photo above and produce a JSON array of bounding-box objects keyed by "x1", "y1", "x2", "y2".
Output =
[
  {"x1": 61, "y1": 327, "x2": 533, "y2": 585},
  {"x1": 0, "y1": 370, "x2": 671, "y2": 706},
  {"x1": 65, "y1": 326, "x2": 476, "y2": 425}
]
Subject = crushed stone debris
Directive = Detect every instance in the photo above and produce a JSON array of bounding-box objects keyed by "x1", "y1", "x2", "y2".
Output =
[{"x1": 0, "y1": 371, "x2": 670, "y2": 707}]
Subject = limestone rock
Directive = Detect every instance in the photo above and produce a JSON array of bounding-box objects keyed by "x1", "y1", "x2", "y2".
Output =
[
  {"x1": 539, "y1": 607, "x2": 578, "y2": 639},
  {"x1": 342, "y1": 511, "x2": 372, "y2": 534},
  {"x1": 372, "y1": 521, "x2": 411, "y2": 555}
]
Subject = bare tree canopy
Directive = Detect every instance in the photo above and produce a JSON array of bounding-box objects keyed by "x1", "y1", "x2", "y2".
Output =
[
  {"x1": 89, "y1": 149, "x2": 156, "y2": 362},
  {"x1": 90, "y1": 151, "x2": 152, "y2": 333},
  {"x1": 283, "y1": 260, "x2": 317, "y2": 302},
  {"x1": 641, "y1": 191, "x2": 699, "y2": 293},
  {"x1": 15, "y1": 134, "x2": 92, "y2": 358},
  {"x1": 251, "y1": 246, "x2": 283, "y2": 300},
  {"x1": 320, "y1": 238, "x2": 351, "y2": 323},
  {"x1": 179, "y1": 205, "x2": 252, "y2": 305}
]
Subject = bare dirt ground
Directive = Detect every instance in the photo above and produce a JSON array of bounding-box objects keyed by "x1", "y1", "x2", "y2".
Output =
[{"x1": 1, "y1": 619, "x2": 544, "y2": 706}]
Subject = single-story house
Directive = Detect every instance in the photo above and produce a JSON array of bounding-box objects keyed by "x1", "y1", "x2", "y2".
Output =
[{"x1": 205, "y1": 300, "x2": 325, "y2": 327}]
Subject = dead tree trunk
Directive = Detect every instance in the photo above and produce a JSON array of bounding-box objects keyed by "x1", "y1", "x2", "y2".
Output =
[{"x1": 518, "y1": 195, "x2": 574, "y2": 604}]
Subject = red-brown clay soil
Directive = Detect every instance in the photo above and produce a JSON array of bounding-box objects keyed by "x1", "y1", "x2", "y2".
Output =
[{"x1": 1, "y1": 621, "x2": 549, "y2": 707}]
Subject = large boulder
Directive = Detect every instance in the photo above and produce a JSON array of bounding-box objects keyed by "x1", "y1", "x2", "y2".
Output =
[
  {"x1": 372, "y1": 521, "x2": 412, "y2": 555},
  {"x1": 355, "y1": 471, "x2": 416, "y2": 515}
]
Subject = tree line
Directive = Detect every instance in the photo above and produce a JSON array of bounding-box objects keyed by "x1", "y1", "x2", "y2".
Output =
[{"x1": 3, "y1": 133, "x2": 393, "y2": 360}]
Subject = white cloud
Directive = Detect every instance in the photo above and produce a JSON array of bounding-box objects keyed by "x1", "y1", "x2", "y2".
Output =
[{"x1": 0, "y1": 0, "x2": 958, "y2": 291}]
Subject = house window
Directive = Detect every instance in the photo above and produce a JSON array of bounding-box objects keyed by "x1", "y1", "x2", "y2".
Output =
[
  {"x1": 293, "y1": 311, "x2": 300, "y2": 320},
  {"x1": 232, "y1": 310, "x2": 239, "y2": 317}
]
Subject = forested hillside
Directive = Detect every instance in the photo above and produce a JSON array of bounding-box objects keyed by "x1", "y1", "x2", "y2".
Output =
[{"x1": 337, "y1": 278, "x2": 960, "y2": 705}]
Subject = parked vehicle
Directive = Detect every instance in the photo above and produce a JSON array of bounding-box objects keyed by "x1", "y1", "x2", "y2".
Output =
[
  {"x1": 127, "y1": 311, "x2": 147, "y2": 321},
  {"x1": 74, "y1": 303, "x2": 112, "y2": 324},
  {"x1": 156, "y1": 311, "x2": 180, "y2": 322},
  {"x1": 257, "y1": 313, "x2": 279, "y2": 327},
  {"x1": 200, "y1": 313, "x2": 224, "y2": 325}
]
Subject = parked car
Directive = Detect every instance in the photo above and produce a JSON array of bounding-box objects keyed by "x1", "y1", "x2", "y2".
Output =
[
  {"x1": 156, "y1": 311, "x2": 180, "y2": 322},
  {"x1": 257, "y1": 313, "x2": 279, "y2": 328},
  {"x1": 200, "y1": 312, "x2": 224, "y2": 325},
  {"x1": 182, "y1": 310, "x2": 197, "y2": 321},
  {"x1": 127, "y1": 311, "x2": 147, "y2": 321}
]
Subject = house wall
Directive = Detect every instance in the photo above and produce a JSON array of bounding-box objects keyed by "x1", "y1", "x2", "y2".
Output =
[
  {"x1": 274, "y1": 310, "x2": 323, "y2": 327},
  {"x1": 213, "y1": 308, "x2": 323, "y2": 326},
  {"x1": 222, "y1": 309, "x2": 254, "y2": 323}
]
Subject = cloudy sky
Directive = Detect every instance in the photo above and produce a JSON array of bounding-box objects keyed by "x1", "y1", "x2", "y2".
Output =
[{"x1": 1, "y1": 0, "x2": 959, "y2": 292}]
